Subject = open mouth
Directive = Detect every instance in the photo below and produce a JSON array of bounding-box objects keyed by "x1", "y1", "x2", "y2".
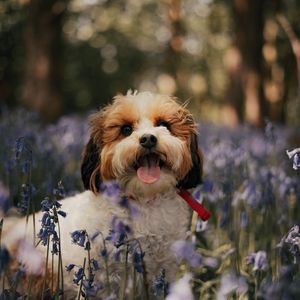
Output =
[{"x1": 134, "y1": 153, "x2": 164, "y2": 184}]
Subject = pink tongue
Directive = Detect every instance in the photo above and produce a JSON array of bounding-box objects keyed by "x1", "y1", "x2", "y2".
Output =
[{"x1": 137, "y1": 156, "x2": 161, "y2": 184}]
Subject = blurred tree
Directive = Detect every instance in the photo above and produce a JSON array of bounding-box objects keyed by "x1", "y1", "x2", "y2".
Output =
[
  {"x1": 0, "y1": 0, "x2": 24, "y2": 110},
  {"x1": 1, "y1": 0, "x2": 300, "y2": 125},
  {"x1": 224, "y1": 0, "x2": 265, "y2": 127},
  {"x1": 22, "y1": 0, "x2": 66, "y2": 122}
]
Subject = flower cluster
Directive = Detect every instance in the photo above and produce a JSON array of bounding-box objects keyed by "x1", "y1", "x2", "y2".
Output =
[
  {"x1": 67, "y1": 230, "x2": 103, "y2": 297},
  {"x1": 153, "y1": 269, "x2": 169, "y2": 296},
  {"x1": 106, "y1": 216, "x2": 131, "y2": 248},
  {"x1": 37, "y1": 196, "x2": 66, "y2": 254}
]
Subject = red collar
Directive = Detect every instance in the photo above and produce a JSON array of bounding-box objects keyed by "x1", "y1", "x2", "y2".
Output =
[{"x1": 177, "y1": 190, "x2": 211, "y2": 221}]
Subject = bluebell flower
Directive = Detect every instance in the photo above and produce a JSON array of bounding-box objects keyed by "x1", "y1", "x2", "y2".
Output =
[
  {"x1": 53, "y1": 181, "x2": 66, "y2": 199},
  {"x1": 51, "y1": 232, "x2": 60, "y2": 255},
  {"x1": 38, "y1": 197, "x2": 65, "y2": 255},
  {"x1": 171, "y1": 240, "x2": 201, "y2": 268},
  {"x1": 82, "y1": 280, "x2": 103, "y2": 297},
  {"x1": 118, "y1": 196, "x2": 138, "y2": 217},
  {"x1": 286, "y1": 148, "x2": 300, "y2": 170},
  {"x1": 71, "y1": 230, "x2": 87, "y2": 247},
  {"x1": 246, "y1": 251, "x2": 268, "y2": 272},
  {"x1": 38, "y1": 211, "x2": 56, "y2": 246},
  {"x1": 106, "y1": 217, "x2": 131, "y2": 247},
  {"x1": 133, "y1": 250, "x2": 145, "y2": 273},
  {"x1": 99, "y1": 182, "x2": 120, "y2": 198},
  {"x1": 65, "y1": 264, "x2": 76, "y2": 272},
  {"x1": 73, "y1": 267, "x2": 84, "y2": 285},
  {"x1": 153, "y1": 269, "x2": 169, "y2": 296},
  {"x1": 57, "y1": 210, "x2": 67, "y2": 217},
  {"x1": 18, "y1": 183, "x2": 36, "y2": 213},
  {"x1": 90, "y1": 231, "x2": 101, "y2": 242},
  {"x1": 41, "y1": 197, "x2": 61, "y2": 212},
  {"x1": 100, "y1": 248, "x2": 108, "y2": 258},
  {"x1": 113, "y1": 249, "x2": 121, "y2": 262},
  {"x1": 91, "y1": 258, "x2": 100, "y2": 271}
]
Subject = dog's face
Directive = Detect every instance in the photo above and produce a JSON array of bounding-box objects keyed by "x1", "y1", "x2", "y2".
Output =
[{"x1": 81, "y1": 92, "x2": 202, "y2": 198}]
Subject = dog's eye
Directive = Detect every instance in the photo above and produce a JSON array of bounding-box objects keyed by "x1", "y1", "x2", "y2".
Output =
[
  {"x1": 121, "y1": 124, "x2": 133, "y2": 136},
  {"x1": 156, "y1": 120, "x2": 169, "y2": 129}
]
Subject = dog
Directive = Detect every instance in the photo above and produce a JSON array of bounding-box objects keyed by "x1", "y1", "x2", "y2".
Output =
[{"x1": 2, "y1": 91, "x2": 203, "y2": 298}]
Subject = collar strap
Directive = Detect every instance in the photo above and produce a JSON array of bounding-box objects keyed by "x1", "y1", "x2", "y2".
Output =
[{"x1": 177, "y1": 190, "x2": 211, "y2": 221}]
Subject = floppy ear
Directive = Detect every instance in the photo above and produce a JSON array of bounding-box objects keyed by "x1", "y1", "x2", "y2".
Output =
[
  {"x1": 177, "y1": 133, "x2": 203, "y2": 189},
  {"x1": 81, "y1": 137, "x2": 102, "y2": 193}
]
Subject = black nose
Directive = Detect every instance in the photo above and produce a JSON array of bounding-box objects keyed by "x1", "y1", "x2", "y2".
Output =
[{"x1": 140, "y1": 134, "x2": 157, "y2": 149}]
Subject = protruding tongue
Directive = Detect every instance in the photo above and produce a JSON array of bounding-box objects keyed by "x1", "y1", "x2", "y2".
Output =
[{"x1": 137, "y1": 154, "x2": 161, "y2": 184}]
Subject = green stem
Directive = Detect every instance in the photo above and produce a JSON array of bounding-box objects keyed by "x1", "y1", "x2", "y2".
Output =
[
  {"x1": 56, "y1": 211, "x2": 64, "y2": 298},
  {"x1": 41, "y1": 236, "x2": 50, "y2": 299},
  {"x1": 27, "y1": 275, "x2": 33, "y2": 300},
  {"x1": 51, "y1": 252, "x2": 54, "y2": 294},
  {"x1": 100, "y1": 234, "x2": 111, "y2": 295},
  {"x1": 129, "y1": 264, "x2": 136, "y2": 300},
  {"x1": 77, "y1": 258, "x2": 86, "y2": 300}
]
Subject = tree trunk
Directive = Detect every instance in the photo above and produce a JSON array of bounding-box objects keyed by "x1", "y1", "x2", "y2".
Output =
[
  {"x1": 225, "y1": 0, "x2": 265, "y2": 126},
  {"x1": 22, "y1": 0, "x2": 65, "y2": 122}
]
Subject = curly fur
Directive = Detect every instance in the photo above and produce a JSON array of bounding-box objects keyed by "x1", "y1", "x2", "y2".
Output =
[{"x1": 2, "y1": 91, "x2": 203, "y2": 298}]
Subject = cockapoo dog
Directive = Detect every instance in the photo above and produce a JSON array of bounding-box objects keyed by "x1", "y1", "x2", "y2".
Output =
[{"x1": 2, "y1": 91, "x2": 203, "y2": 299}]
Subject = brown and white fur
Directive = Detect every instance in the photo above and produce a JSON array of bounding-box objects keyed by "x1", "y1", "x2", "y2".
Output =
[{"x1": 2, "y1": 91, "x2": 202, "y2": 298}]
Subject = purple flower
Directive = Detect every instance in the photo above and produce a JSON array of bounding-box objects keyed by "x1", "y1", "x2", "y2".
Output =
[
  {"x1": 171, "y1": 240, "x2": 201, "y2": 268},
  {"x1": 106, "y1": 217, "x2": 131, "y2": 247},
  {"x1": 71, "y1": 230, "x2": 87, "y2": 247},
  {"x1": 133, "y1": 249, "x2": 145, "y2": 273},
  {"x1": 73, "y1": 267, "x2": 84, "y2": 285},
  {"x1": 246, "y1": 251, "x2": 268, "y2": 272},
  {"x1": 91, "y1": 258, "x2": 100, "y2": 271},
  {"x1": 100, "y1": 248, "x2": 108, "y2": 258},
  {"x1": 57, "y1": 210, "x2": 67, "y2": 217},
  {"x1": 65, "y1": 264, "x2": 76, "y2": 272},
  {"x1": 82, "y1": 280, "x2": 103, "y2": 297},
  {"x1": 38, "y1": 197, "x2": 65, "y2": 255},
  {"x1": 153, "y1": 269, "x2": 169, "y2": 296},
  {"x1": 53, "y1": 181, "x2": 66, "y2": 199},
  {"x1": 99, "y1": 182, "x2": 120, "y2": 198},
  {"x1": 286, "y1": 148, "x2": 300, "y2": 170},
  {"x1": 18, "y1": 183, "x2": 36, "y2": 213}
]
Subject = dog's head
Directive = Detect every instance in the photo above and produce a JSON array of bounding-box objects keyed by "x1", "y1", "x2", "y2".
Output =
[{"x1": 81, "y1": 91, "x2": 202, "y2": 198}]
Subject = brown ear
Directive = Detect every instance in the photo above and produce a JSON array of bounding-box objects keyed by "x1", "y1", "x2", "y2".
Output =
[
  {"x1": 177, "y1": 133, "x2": 203, "y2": 189},
  {"x1": 81, "y1": 137, "x2": 102, "y2": 193}
]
